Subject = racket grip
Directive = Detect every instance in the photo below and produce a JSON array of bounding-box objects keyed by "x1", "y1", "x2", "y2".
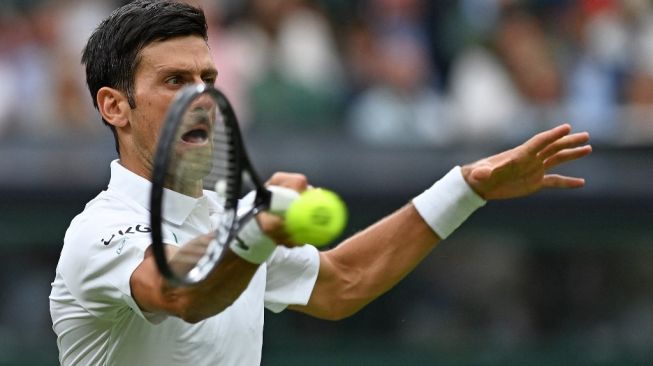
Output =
[{"x1": 267, "y1": 186, "x2": 300, "y2": 215}]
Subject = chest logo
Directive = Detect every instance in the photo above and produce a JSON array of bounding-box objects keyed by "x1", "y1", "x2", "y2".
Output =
[{"x1": 102, "y1": 225, "x2": 151, "y2": 246}]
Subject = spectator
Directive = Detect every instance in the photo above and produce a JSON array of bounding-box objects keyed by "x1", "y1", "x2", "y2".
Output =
[
  {"x1": 621, "y1": 7, "x2": 653, "y2": 144},
  {"x1": 449, "y1": 6, "x2": 565, "y2": 145},
  {"x1": 236, "y1": 0, "x2": 345, "y2": 133},
  {"x1": 347, "y1": 30, "x2": 454, "y2": 147},
  {"x1": 563, "y1": 1, "x2": 625, "y2": 143}
]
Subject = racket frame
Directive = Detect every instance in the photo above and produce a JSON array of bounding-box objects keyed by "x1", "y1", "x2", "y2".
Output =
[{"x1": 150, "y1": 83, "x2": 271, "y2": 286}]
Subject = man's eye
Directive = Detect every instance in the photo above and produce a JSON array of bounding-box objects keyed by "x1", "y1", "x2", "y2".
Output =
[
  {"x1": 166, "y1": 76, "x2": 183, "y2": 85},
  {"x1": 203, "y1": 77, "x2": 216, "y2": 86}
]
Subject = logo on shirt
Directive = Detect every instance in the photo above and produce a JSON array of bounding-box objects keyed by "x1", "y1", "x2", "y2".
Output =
[{"x1": 101, "y1": 224, "x2": 151, "y2": 246}]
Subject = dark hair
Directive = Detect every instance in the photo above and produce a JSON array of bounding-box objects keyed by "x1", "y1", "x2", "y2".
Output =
[{"x1": 82, "y1": 0, "x2": 208, "y2": 155}]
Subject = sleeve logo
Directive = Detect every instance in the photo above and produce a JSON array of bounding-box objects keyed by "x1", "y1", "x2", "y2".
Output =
[{"x1": 101, "y1": 225, "x2": 152, "y2": 246}]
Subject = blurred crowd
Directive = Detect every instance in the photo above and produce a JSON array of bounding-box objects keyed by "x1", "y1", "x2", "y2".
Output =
[
  {"x1": 1, "y1": 2, "x2": 653, "y2": 364},
  {"x1": 2, "y1": 0, "x2": 653, "y2": 146}
]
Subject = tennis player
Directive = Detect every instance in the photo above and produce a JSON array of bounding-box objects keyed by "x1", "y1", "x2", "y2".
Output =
[{"x1": 49, "y1": 1, "x2": 592, "y2": 365}]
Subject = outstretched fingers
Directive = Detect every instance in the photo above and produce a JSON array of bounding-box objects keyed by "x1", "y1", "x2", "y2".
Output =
[
  {"x1": 524, "y1": 124, "x2": 572, "y2": 155},
  {"x1": 538, "y1": 132, "x2": 591, "y2": 161},
  {"x1": 542, "y1": 174, "x2": 586, "y2": 189},
  {"x1": 543, "y1": 144, "x2": 593, "y2": 170}
]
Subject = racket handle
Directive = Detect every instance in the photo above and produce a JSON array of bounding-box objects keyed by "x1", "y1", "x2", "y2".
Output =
[{"x1": 267, "y1": 186, "x2": 300, "y2": 215}]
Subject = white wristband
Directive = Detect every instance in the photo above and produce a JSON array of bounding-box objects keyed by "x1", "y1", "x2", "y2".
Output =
[
  {"x1": 412, "y1": 166, "x2": 486, "y2": 239},
  {"x1": 229, "y1": 219, "x2": 276, "y2": 264}
]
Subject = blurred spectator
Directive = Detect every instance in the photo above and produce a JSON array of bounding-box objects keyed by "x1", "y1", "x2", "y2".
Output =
[
  {"x1": 54, "y1": 0, "x2": 112, "y2": 132},
  {"x1": 0, "y1": 0, "x2": 111, "y2": 140},
  {"x1": 620, "y1": 2, "x2": 653, "y2": 144},
  {"x1": 3, "y1": 1, "x2": 61, "y2": 138},
  {"x1": 2, "y1": 0, "x2": 653, "y2": 145},
  {"x1": 0, "y1": 58, "x2": 16, "y2": 136},
  {"x1": 363, "y1": 0, "x2": 429, "y2": 35},
  {"x1": 356, "y1": 0, "x2": 433, "y2": 86},
  {"x1": 219, "y1": 0, "x2": 345, "y2": 134},
  {"x1": 342, "y1": 19, "x2": 381, "y2": 94},
  {"x1": 202, "y1": 0, "x2": 262, "y2": 130},
  {"x1": 428, "y1": 0, "x2": 501, "y2": 86},
  {"x1": 563, "y1": 1, "x2": 625, "y2": 143},
  {"x1": 493, "y1": 7, "x2": 565, "y2": 139},
  {"x1": 346, "y1": 0, "x2": 459, "y2": 147},
  {"x1": 448, "y1": 6, "x2": 565, "y2": 145},
  {"x1": 347, "y1": 30, "x2": 454, "y2": 147},
  {"x1": 448, "y1": 46, "x2": 522, "y2": 145}
]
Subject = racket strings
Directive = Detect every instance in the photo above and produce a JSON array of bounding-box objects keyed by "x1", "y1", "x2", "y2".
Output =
[
  {"x1": 154, "y1": 86, "x2": 251, "y2": 284},
  {"x1": 204, "y1": 117, "x2": 241, "y2": 203}
]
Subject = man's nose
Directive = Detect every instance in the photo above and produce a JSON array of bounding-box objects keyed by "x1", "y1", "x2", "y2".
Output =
[{"x1": 190, "y1": 91, "x2": 216, "y2": 112}]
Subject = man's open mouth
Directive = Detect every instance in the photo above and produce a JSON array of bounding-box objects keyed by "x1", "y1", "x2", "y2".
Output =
[
  {"x1": 181, "y1": 127, "x2": 209, "y2": 144},
  {"x1": 181, "y1": 109, "x2": 211, "y2": 144}
]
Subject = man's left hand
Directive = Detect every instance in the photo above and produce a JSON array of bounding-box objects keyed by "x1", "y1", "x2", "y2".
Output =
[{"x1": 461, "y1": 124, "x2": 592, "y2": 200}]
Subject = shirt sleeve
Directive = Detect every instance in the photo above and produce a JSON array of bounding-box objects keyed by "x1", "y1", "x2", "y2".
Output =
[
  {"x1": 264, "y1": 244, "x2": 320, "y2": 313},
  {"x1": 59, "y1": 213, "x2": 177, "y2": 324}
]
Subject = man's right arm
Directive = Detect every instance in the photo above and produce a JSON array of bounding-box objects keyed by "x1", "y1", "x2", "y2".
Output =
[
  {"x1": 129, "y1": 172, "x2": 311, "y2": 323},
  {"x1": 130, "y1": 242, "x2": 259, "y2": 323}
]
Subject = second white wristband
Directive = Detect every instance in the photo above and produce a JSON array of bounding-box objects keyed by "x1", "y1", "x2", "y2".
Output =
[
  {"x1": 412, "y1": 166, "x2": 486, "y2": 239},
  {"x1": 229, "y1": 219, "x2": 276, "y2": 264}
]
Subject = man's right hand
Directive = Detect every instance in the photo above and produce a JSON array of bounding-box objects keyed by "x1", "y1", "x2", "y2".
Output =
[{"x1": 257, "y1": 172, "x2": 310, "y2": 246}]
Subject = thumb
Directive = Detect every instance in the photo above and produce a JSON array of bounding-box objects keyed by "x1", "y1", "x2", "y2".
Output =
[{"x1": 470, "y1": 165, "x2": 493, "y2": 183}]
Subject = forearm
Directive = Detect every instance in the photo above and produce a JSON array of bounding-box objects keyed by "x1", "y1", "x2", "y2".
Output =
[
  {"x1": 163, "y1": 248, "x2": 259, "y2": 323},
  {"x1": 293, "y1": 203, "x2": 440, "y2": 319},
  {"x1": 335, "y1": 203, "x2": 441, "y2": 304},
  {"x1": 131, "y1": 244, "x2": 259, "y2": 323},
  {"x1": 294, "y1": 167, "x2": 485, "y2": 320},
  {"x1": 133, "y1": 213, "x2": 283, "y2": 323}
]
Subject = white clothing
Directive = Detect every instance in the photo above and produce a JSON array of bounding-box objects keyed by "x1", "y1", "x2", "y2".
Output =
[{"x1": 50, "y1": 160, "x2": 320, "y2": 366}]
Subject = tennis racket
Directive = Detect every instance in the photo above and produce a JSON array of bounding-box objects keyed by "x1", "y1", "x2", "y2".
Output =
[{"x1": 149, "y1": 84, "x2": 341, "y2": 286}]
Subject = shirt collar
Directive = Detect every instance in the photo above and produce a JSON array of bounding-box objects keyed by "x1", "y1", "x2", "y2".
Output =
[{"x1": 107, "y1": 159, "x2": 200, "y2": 226}]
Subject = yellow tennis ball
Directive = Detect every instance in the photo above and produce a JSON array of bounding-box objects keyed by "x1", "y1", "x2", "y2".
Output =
[{"x1": 285, "y1": 189, "x2": 348, "y2": 247}]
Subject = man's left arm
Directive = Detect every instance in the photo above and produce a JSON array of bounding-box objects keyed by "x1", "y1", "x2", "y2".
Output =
[{"x1": 289, "y1": 124, "x2": 592, "y2": 320}]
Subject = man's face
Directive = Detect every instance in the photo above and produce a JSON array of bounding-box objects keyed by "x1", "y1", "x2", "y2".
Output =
[
  {"x1": 169, "y1": 94, "x2": 217, "y2": 192},
  {"x1": 125, "y1": 35, "x2": 217, "y2": 178}
]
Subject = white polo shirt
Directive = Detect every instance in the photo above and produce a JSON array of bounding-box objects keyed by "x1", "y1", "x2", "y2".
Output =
[{"x1": 49, "y1": 160, "x2": 320, "y2": 366}]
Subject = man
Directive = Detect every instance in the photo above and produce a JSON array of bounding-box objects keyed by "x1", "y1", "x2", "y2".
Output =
[{"x1": 49, "y1": 1, "x2": 592, "y2": 365}]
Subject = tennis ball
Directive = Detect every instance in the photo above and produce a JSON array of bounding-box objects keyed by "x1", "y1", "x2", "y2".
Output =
[{"x1": 285, "y1": 189, "x2": 347, "y2": 247}]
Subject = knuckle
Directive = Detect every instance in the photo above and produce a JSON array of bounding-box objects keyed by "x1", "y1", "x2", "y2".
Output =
[
  {"x1": 266, "y1": 172, "x2": 310, "y2": 192},
  {"x1": 268, "y1": 172, "x2": 286, "y2": 182},
  {"x1": 291, "y1": 173, "x2": 309, "y2": 186}
]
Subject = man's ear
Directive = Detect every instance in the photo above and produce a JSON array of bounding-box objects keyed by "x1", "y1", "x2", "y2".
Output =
[{"x1": 97, "y1": 87, "x2": 131, "y2": 128}]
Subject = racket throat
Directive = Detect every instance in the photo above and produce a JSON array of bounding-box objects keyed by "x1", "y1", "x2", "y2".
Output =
[{"x1": 254, "y1": 188, "x2": 272, "y2": 209}]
